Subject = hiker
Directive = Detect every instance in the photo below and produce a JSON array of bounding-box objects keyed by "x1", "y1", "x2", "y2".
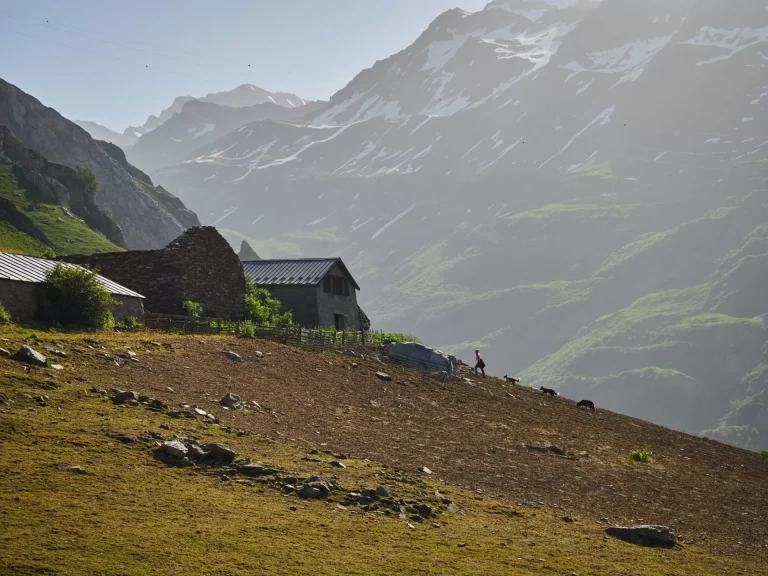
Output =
[{"x1": 474, "y1": 349, "x2": 486, "y2": 377}]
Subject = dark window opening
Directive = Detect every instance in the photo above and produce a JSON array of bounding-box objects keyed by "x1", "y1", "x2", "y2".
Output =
[
  {"x1": 332, "y1": 277, "x2": 343, "y2": 295},
  {"x1": 343, "y1": 278, "x2": 350, "y2": 296},
  {"x1": 334, "y1": 314, "x2": 345, "y2": 331},
  {"x1": 323, "y1": 276, "x2": 331, "y2": 293}
]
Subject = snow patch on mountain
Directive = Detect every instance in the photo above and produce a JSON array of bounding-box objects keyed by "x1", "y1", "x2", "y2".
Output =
[
  {"x1": 681, "y1": 26, "x2": 768, "y2": 66},
  {"x1": 539, "y1": 106, "x2": 614, "y2": 169},
  {"x1": 561, "y1": 35, "x2": 673, "y2": 86}
]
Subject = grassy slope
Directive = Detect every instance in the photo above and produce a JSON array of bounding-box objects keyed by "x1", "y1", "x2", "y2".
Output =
[
  {"x1": 0, "y1": 165, "x2": 122, "y2": 256},
  {"x1": 0, "y1": 221, "x2": 49, "y2": 255},
  {"x1": 1, "y1": 328, "x2": 765, "y2": 575}
]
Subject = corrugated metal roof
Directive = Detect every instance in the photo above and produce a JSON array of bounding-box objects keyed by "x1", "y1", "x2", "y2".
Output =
[
  {"x1": 241, "y1": 258, "x2": 359, "y2": 289},
  {"x1": 0, "y1": 252, "x2": 144, "y2": 298}
]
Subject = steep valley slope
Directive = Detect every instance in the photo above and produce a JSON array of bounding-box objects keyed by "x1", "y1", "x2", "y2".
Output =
[
  {"x1": 142, "y1": 0, "x2": 768, "y2": 449},
  {"x1": 0, "y1": 78, "x2": 199, "y2": 249},
  {"x1": 0, "y1": 328, "x2": 767, "y2": 575}
]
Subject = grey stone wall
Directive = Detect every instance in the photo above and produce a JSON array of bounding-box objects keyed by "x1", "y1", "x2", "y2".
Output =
[
  {"x1": 0, "y1": 279, "x2": 143, "y2": 323},
  {"x1": 64, "y1": 227, "x2": 245, "y2": 319},
  {"x1": 267, "y1": 285, "x2": 319, "y2": 327},
  {"x1": 315, "y1": 264, "x2": 360, "y2": 330},
  {"x1": 0, "y1": 279, "x2": 39, "y2": 322}
]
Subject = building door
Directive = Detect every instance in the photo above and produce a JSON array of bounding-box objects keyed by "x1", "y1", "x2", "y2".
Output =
[{"x1": 334, "y1": 314, "x2": 345, "y2": 331}]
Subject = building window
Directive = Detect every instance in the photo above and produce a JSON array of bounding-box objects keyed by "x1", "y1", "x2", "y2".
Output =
[
  {"x1": 332, "y1": 277, "x2": 343, "y2": 295},
  {"x1": 334, "y1": 314, "x2": 345, "y2": 330},
  {"x1": 343, "y1": 278, "x2": 350, "y2": 296},
  {"x1": 323, "y1": 276, "x2": 331, "y2": 293}
]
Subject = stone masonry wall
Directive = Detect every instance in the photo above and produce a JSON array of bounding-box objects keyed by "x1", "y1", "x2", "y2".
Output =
[
  {"x1": 315, "y1": 263, "x2": 360, "y2": 330},
  {"x1": 0, "y1": 279, "x2": 39, "y2": 323},
  {"x1": 64, "y1": 227, "x2": 245, "y2": 319}
]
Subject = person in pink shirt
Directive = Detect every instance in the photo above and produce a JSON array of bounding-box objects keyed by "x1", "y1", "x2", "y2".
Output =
[{"x1": 474, "y1": 349, "x2": 486, "y2": 377}]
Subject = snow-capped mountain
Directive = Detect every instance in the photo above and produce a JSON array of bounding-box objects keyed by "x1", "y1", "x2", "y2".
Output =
[
  {"x1": 147, "y1": 0, "x2": 768, "y2": 448},
  {"x1": 131, "y1": 84, "x2": 314, "y2": 135},
  {"x1": 127, "y1": 99, "x2": 324, "y2": 173}
]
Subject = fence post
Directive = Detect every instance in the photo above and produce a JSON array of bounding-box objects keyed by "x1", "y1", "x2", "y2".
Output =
[
  {"x1": 217, "y1": 318, "x2": 222, "y2": 335},
  {"x1": 342, "y1": 331, "x2": 346, "y2": 348}
]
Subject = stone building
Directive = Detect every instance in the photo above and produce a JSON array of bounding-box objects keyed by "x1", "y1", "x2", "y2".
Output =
[
  {"x1": 64, "y1": 227, "x2": 245, "y2": 318},
  {"x1": 0, "y1": 252, "x2": 144, "y2": 323},
  {"x1": 242, "y1": 258, "x2": 363, "y2": 330}
]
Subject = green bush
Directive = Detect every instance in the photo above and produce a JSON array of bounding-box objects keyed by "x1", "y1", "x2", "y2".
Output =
[
  {"x1": 41, "y1": 248, "x2": 57, "y2": 259},
  {"x1": 239, "y1": 320, "x2": 255, "y2": 339},
  {"x1": 629, "y1": 446, "x2": 654, "y2": 464},
  {"x1": 76, "y1": 165, "x2": 99, "y2": 197},
  {"x1": 42, "y1": 263, "x2": 118, "y2": 329},
  {"x1": 122, "y1": 316, "x2": 142, "y2": 331},
  {"x1": 761, "y1": 449, "x2": 768, "y2": 458},
  {"x1": 0, "y1": 302, "x2": 11, "y2": 324},
  {"x1": 181, "y1": 299, "x2": 203, "y2": 318},
  {"x1": 377, "y1": 332, "x2": 421, "y2": 344},
  {"x1": 244, "y1": 280, "x2": 293, "y2": 327}
]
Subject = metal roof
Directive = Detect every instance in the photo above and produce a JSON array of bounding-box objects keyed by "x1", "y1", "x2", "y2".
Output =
[
  {"x1": 0, "y1": 252, "x2": 144, "y2": 298},
  {"x1": 241, "y1": 258, "x2": 359, "y2": 290}
]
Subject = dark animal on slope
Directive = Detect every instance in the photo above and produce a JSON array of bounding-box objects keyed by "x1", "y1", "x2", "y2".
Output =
[
  {"x1": 539, "y1": 386, "x2": 558, "y2": 397},
  {"x1": 577, "y1": 399, "x2": 595, "y2": 411},
  {"x1": 504, "y1": 375, "x2": 520, "y2": 383}
]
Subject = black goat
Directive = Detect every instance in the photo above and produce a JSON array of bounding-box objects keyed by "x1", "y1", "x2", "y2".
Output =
[
  {"x1": 539, "y1": 386, "x2": 558, "y2": 397},
  {"x1": 577, "y1": 399, "x2": 595, "y2": 411},
  {"x1": 503, "y1": 375, "x2": 520, "y2": 383}
]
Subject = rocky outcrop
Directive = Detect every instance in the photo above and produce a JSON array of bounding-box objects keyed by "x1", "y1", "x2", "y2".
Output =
[
  {"x1": 0, "y1": 125, "x2": 125, "y2": 247},
  {"x1": 238, "y1": 240, "x2": 260, "y2": 261},
  {"x1": 0, "y1": 197, "x2": 52, "y2": 247},
  {"x1": 96, "y1": 139, "x2": 200, "y2": 229},
  {"x1": 0, "y1": 78, "x2": 198, "y2": 249}
]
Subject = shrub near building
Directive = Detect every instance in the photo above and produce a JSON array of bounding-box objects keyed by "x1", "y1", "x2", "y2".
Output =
[{"x1": 42, "y1": 263, "x2": 118, "y2": 329}]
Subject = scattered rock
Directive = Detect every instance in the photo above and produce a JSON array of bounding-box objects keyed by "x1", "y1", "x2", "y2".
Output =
[
  {"x1": 225, "y1": 350, "x2": 243, "y2": 362},
  {"x1": 194, "y1": 408, "x2": 208, "y2": 417},
  {"x1": 350, "y1": 362, "x2": 358, "y2": 368},
  {"x1": 220, "y1": 392, "x2": 243, "y2": 410},
  {"x1": 421, "y1": 466, "x2": 433, "y2": 475},
  {"x1": 605, "y1": 525, "x2": 675, "y2": 547},
  {"x1": 166, "y1": 387, "x2": 175, "y2": 393},
  {"x1": 254, "y1": 351, "x2": 264, "y2": 358},
  {"x1": 13, "y1": 346, "x2": 46, "y2": 366},
  {"x1": 375, "y1": 486, "x2": 390, "y2": 498},
  {"x1": 239, "y1": 464, "x2": 266, "y2": 477},
  {"x1": 186, "y1": 443, "x2": 206, "y2": 459},
  {"x1": 447, "y1": 503, "x2": 465, "y2": 515},
  {"x1": 375, "y1": 371, "x2": 392, "y2": 382},
  {"x1": 117, "y1": 435, "x2": 138, "y2": 444},
  {"x1": 330, "y1": 461, "x2": 346, "y2": 468},
  {"x1": 67, "y1": 466, "x2": 87, "y2": 475},
  {"x1": 0, "y1": 348, "x2": 11, "y2": 359},
  {"x1": 50, "y1": 364, "x2": 64, "y2": 371},
  {"x1": 416, "y1": 503, "x2": 433, "y2": 518},
  {"x1": 50, "y1": 349, "x2": 67, "y2": 358},
  {"x1": 113, "y1": 391, "x2": 140, "y2": 404},
  {"x1": 298, "y1": 485, "x2": 323, "y2": 499},
  {"x1": 201, "y1": 443, "x2": 237, "y2": 463},
  {"x1": 160, "y1": 440, "x2": 188, "y2": 459}
]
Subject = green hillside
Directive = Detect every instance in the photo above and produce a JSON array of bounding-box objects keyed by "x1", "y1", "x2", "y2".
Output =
[{"x1": 0, "y1": 165, "x2": 122, "y2": 256}]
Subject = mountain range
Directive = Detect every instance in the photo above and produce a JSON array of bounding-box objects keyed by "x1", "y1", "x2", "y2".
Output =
[
  {"x1": 0, "y1": 78, "x2": 199, "y2": 249},
  {"x1": 137, "y1": 0, "x2": 768, "y2": 449},
  {"x1": 76, "y1": 84, "x2": 317, "y2": 150}
]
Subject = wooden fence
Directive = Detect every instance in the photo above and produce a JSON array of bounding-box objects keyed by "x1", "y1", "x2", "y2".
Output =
[{"x1": 143, "y1": 313, "x2": 388, "y2": 353}]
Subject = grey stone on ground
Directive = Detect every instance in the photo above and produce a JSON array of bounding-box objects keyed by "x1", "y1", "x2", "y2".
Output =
[
  {"x1": 225, "y1": 350, "x2": 243, "y2": 362},
  {"x1": 0, "y1": 347, "x2": 11, "y2": 358},
  {"x1": 220, "y1": 392, "x2": 243, "y2": 410},
  {"x1": 375, "y1": 371, "x2": 391, "y2": 381},
  {"x1": 330, "y1": 461, "x2": 346, "y2": 468},
  {"x1": 375, "y1": 486, "x2": 390, "y2": 498},
  {"x1": 239, "y1": 464, "x2": 265, "y2": 477},
  {"x1": 14, "y1": 345, "x2": 46, "y2": 366},
  {"x1": 185, "y1": 443, "x2": 206, "y2": 459},
  {"x1": 113, "y1": 391, "x2": 140, "y2": 404},
  {"x1": 605, "y1": 525, "x2": 675, "y2": 547},
  {"x1": 305, "y1": 477, "x2": 332, "y2": 498},
  {"x1": 298, "y1": 485, "x2": 322, "y2": 499},
  {"x1": 201, "y1": 443, "x2": 237, "y2": 462},
  {"x1": 160, "y1": 440, "x2": 188, "y2": 459},
  {"x1": 117, "y1": 435, "x2": 137, "y2": 444},
  {"x1": 67, "y1": 466, "x2": 87, "y2": 475}
]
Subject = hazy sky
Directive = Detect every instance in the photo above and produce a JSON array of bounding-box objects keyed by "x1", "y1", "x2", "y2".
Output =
[{"x1": 0, "y1": 0, "x2": 488, "y2": 131}]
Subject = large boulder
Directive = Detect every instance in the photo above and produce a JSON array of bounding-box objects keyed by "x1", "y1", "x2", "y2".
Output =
[
  {"x1": 383, "y1": 342, "x2": 456, "y2": 374},
  {"x1": 13, "y1": 346, "x2": 46, "y2": 366},
  {"x1": 605, "y1": 525, "x2": 675, "y2": 547},
  {"x1": 160, "y1": 440, "x2": 188, "y2": 459},
  {"x1": 220, "y1": 393, "x2": 243, "y2": 410}
]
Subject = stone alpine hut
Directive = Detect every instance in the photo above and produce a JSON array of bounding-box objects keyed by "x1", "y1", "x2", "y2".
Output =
[{"x1": 64, "y1": 227, "x2": 245, "y2": 319}]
